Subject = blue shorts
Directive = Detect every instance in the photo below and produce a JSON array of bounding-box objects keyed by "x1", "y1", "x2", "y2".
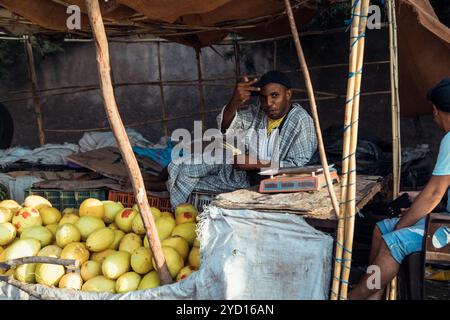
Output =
[
  {"x1": 377, "y1": 217, "x2": 426, "y2": 264},
  {"x1": 377, "y1": 216, "x2": 450, "y2": 264}
]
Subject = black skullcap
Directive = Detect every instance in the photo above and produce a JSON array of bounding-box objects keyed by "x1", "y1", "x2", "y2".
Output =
[
  {"x1": 251, "y1": 70, "x2": 292, "y2": 96},
  {"x1": 427, "y1": 77, "x2": 450, "y2": 112}
]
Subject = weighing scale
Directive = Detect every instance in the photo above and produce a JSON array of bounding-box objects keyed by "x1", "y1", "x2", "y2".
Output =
[{"x1": 258, "y1": 165, "x2": 340, "y2": 193}]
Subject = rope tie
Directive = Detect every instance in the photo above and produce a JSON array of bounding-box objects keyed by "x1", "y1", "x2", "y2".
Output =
[
  {"x1": 336, "y1": 241, "x2": 353, "y2": 254},
  {"x1": 340, "y1": 169, "x2": 357, "y2": 177},
  {"x1": 339, "y1": 198, "x2": 356, "y2": 205},
  {"x1": 342, "y1": 151, "x2": 357, "y2": 161},
  {"x1": 333, "y1": 276, "x2": 350, "y2": 285},
  {"x1": 340, "y1": 181, "x2": 357, "y2": 188},
  {"x1": 345, "y1": 91, "x2": 361, "y2": 104},
  {"x1": 345, "y1": 0, "x2": 362, "y2": 30},
  {"x1": 350, "y1": 33, "x2": 366, "y2": 48},
  {"x1": 337, "y1": 213, "x2": 357, "y2": 220},
  {"x1": 348, "y1": 68, "x2": 363, "y2": 78},
  {"x1": 342, "y1": 119, "x2": 360, "y2": 132}
]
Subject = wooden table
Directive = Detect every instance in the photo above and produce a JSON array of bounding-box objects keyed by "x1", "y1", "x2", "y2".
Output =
[{"x1": 212, "y1": 175, "x2": 384, "y2": 230}]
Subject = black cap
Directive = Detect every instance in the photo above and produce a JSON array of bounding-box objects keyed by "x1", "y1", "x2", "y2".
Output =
[
  {"x1": 426, "y1": 77, "x2": 450, "y2": 112},
  {"x1": 251, "y1": 70, "x2": 292, "y2": 96}
]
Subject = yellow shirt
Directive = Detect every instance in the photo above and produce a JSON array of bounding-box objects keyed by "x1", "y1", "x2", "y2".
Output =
[{"x1": 267, "y1": 116, "x2": 285, "y2": 137}]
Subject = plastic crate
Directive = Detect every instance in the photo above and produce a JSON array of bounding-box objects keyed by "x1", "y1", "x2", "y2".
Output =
[
  {"x1": 188, "y1": 191, "x2": 217, "y2": 212},
  {"x1": 108, "y1": 190, "x2": 172, "y2": 212},
  {"x1": 25, "y1": 188, "x2": 107, "y2": 211}
]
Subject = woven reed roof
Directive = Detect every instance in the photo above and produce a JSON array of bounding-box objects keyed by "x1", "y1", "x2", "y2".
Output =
[{"x1": 0, "y1": 0, "x2": 336, "y2": 47}]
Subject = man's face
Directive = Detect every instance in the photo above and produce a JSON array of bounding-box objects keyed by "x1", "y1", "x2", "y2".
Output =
[{"x1": 258, "y1": 83, "x2": 292, "y2": 119}]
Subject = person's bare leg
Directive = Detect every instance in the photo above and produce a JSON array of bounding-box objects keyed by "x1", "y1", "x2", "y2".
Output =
[
  {"x1": 348, "y1": 239, "x2": 400, "y2": 300},
  {"x1": 369, "y1": 226, "x2": 383, "y2": 264},
  {"x1": 365, "y1": 226, "x2": 387, "y2": 300},
  {"x1": 366, "y1": 289, "x2": 385, "y2": 300}
]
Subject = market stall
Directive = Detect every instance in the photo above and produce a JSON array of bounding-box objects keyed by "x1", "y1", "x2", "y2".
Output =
[{"x1": 0, "y1": 0, "x2": 448, "y2": 300}]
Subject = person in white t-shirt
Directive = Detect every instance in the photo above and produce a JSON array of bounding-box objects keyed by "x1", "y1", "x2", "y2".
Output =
[{"x1": 349, "y1": 77, "x2": 450, "y2": 300}]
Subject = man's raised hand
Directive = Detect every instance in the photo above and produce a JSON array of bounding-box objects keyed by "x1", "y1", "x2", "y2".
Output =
[
  {"x1": 221, "y1": 76, "x2": 261, "y2": 132},
  {"x1": 232, "y1": 76, "x2": 261, "y2": 105}
]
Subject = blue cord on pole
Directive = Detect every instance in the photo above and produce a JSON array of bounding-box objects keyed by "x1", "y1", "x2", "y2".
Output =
[{"x1": 348, "y1": 68, "x2": 363, "y2": 78}]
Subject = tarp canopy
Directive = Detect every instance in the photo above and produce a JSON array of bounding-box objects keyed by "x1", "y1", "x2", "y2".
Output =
[
  {"x1": 0, "y1": 0, "x2": 449, "y2": 116},
  {"x1": 0, "y1": 0, "x2": 328, "y2": 47},
  {"x1": 397, "y1": 0, "x2": 450, "y2": 116}
]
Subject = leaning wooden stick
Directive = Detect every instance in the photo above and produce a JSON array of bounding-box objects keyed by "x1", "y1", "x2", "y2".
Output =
[
  {"x1": 283, "y1": 0, "x2": 340, "y2": 216},
  {"x1": 84, "y1": 0, "x2": 172, "y2": 285},
  {"x1": 339, "y1": 0, "x2": 370, "y2": 300},
  {"x1": 0, "y1": 257, "x2": 79, "y2": 270}
]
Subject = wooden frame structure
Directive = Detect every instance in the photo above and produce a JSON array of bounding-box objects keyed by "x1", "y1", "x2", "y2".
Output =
[{"x1": 0, "y1": 0, "x2": 404, "y2": 300}]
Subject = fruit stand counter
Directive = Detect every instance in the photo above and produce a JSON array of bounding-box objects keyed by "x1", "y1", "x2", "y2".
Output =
[{"x1": 212, "y1": 175, "x2": 384, "y2": 229}]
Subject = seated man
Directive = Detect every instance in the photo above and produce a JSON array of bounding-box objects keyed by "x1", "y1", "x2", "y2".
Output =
[
  {"x1": 349, "y1": 77, "x2": 450, "y2": 300},
  {"x1": 167, "y1": 70, "x2": 318, "y2": 207}
]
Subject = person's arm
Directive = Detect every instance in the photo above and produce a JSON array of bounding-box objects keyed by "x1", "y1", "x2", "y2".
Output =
[
  {"x1": 395, "y1": 175, "x2": 450, "y2": 230},
  {"x1": 233, "y1": 154, "x2": 276, "y2": 170},
  {"x1": 221, "y1": 76, "x2": 260, "y2": 133}
]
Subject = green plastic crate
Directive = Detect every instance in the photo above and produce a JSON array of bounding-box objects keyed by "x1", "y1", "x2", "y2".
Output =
[{"x1": 24, "y1": 188, "x2": 107, "y2": 211}]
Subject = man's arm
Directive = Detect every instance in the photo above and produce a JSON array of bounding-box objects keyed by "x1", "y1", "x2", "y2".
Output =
[
  {"x1": 221, "y1": 76, "x2": 260, "y2": 133},
  {"x1": 395, "y1": 175, "x2": 450, "y2": 230},
  {"x1": 233, "y1": 154, "x2": 275, "y2": 170}
]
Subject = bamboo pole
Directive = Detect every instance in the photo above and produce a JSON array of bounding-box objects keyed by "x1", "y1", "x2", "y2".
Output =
[
  {"x1": 331, "y1": 0, "x2": 361, "y2": 300},
  {"x1": 195, "y1": 49, "x2": 206, "y2": 127},
  {"x1": 387, "y1": 0, "x2": 401, "y2": 204},
  {"x1": 24, "y1": 37, "x2": 46, "y2": 146},
  {"x1": 273, "y1": 41, "x2": 277, "y2": 70},
  {"x1": 339, "y1": 0, "x2": 370, "y2": 300},
  {"x1": 234, "y1": 42, "x2": 241, "y2": 77},
  {"x1": 283, "y1": 0, "x2": 341, "y2": 224},
  {"x1": 156, "y1": 42, "x2": 168, "y2": 136},
  {"x1": 84, "y1": 0, "x2": 172, "y2": 285},
  {"x1": 387, "y1": 0, "x2": 401, "y2": 300},
  {"x1": 330, "y1": 0, "x2": 361, "y2": 299}
]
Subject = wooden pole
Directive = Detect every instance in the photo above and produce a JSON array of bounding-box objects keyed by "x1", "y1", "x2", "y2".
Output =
[
  {"x1": 195, "y1": 49, "x2": 206, "y2": 127},
  {"x1": 331, "y1": 0, "x2": 361, "y2": 300},
  {"x1": 387, "y1": 0, "x2": 401, "y2": 300},
  {"x1": 273, "y1": 41, "x2": 277, "y2": 70},
  {"x1": 157, "y1": 42, "x2": 169, "y2": 136},
  {"x1": 24, "y1": 37, "x2": 46, "y2": 146},
  {"x1": 284, "y1": 0, "x2": 341, "y2": 228},
  {"x1": 336, "y1": 0, "x2": 362, "y2": 299},
  {"x1": 339, "y1": 0, "x2": 370, "y2": 300},
  {"x1": 234, "y1": 42, "x2": 241, "y2": 77},
  {"x1": 84, "y1": 0, "x2": 172, "y2": 285}
]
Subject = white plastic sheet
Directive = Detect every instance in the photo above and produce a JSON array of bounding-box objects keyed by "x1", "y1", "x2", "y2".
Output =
[
  {"x1": 0, "y1": 206, "x2": 333, "y2": 300},
  {"x1": 78, "y1": 129, "x2": 151, "y2": 152},
  {"x1": 0, "y1": 174, "x2": 44, "y2": 204},
  {"x1": 0, "y1": 144, "x2": 80, "y2": 168}
]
